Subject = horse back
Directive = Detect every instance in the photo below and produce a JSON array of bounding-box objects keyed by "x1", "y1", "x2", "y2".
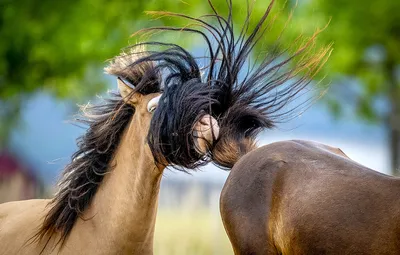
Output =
[{"x1": 220, "y1": 140, "x2": 400, "y2": 255}]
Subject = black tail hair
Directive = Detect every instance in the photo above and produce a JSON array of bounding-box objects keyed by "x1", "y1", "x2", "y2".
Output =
[{"x1": 142, "y1": 0, "x2": 331, "y2": 169}]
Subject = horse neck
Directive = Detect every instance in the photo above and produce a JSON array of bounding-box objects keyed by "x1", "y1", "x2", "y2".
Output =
[{"x1": 81, "y1": 119, "x2": 164, "y2": 253}]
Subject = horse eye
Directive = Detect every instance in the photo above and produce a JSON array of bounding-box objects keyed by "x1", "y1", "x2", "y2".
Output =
[
  {"x1": 147, "y1": 94, "x2": 161, "y2": 113},
  {"x1": 148, "y1": 106, "x2": 157, "y2": 113}
]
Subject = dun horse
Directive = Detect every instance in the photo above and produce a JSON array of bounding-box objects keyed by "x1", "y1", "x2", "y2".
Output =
[
  {"x1": 169, "y1": 1, "x2": 399, "y2": 254},
  {"x1": 0, "y1": 44, "x2": 220, "y2": 253}
]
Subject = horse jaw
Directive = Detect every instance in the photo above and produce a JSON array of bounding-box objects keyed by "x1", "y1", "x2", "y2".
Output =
[{"x1": 193, "y1": 114, "x2": 220, "y2": 154}]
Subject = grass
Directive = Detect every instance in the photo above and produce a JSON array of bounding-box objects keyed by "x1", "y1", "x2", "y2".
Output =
[{"x1": 154, "y1": 208, "x2": 233, "y2": 255}]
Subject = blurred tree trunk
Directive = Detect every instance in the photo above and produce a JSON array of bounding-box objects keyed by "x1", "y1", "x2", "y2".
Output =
[
  {"x1": 388, "y1": 60, "x2": 400, "y2": 175},
  {"x1": 390, "y1": 127, "x2": 400, "y2": 175}
]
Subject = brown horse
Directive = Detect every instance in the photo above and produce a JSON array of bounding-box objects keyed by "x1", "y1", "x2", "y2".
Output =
[
  {"x1": 0, "y1": 44, "x2": 219, "y2": 253},
  {"x1": 171, "y1": 1, "x2": 399, "y2": 254},
  {"x1": 133, "y1": 0, "x2": 399, "y2": 254},
  {"x1": 220, "y1": 140, "x2": 400, "y2": 254}
]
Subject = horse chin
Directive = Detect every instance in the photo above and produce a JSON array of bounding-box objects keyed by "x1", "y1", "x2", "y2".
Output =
[{"x1": 193, "y1": 114, "x2": 220, "y2": 155}]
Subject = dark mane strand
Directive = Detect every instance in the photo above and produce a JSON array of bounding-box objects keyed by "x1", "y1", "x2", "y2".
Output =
[
  {"x1": 144, "y1": 0, "x2": 331, "y2": 169},
  {"x1": 32, "y1": 0, "x2": 331, "y2": 250},
  {"x1": 32, "y1": 48, "x2": 162, "y2": 250},
  {"x1": 31, "y1": 93, "x2": 134, "y2": 251}
]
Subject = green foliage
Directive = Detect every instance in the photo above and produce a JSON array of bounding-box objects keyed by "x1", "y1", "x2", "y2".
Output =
[
  {"x1": 0, "y1": 0, "x2": 293, "y2": 145},
  {"x1": 2, "y1": 0, "x2": 398, "y2": 145},
  {"x1": 290, "y1": 0, "x2": 400, "y2": 122},
  {"x1": 1, "y1": 0, "x2": 133, "y2": 99},
  {"x1": 0, "y1": 0, "x2": 148, "y2": 143}
]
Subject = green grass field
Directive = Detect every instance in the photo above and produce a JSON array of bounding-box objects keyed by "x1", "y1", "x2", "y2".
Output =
[{"x1": 154, "y1": 208, "x2": 233, "y2": 255}]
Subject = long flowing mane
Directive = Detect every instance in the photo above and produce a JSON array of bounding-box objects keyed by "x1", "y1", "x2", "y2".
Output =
[
  {"x1": 32, "y1": 0, "x2": 331, "y2": 250},
  {"x1": 34, "y1": 43, "x2": 215, "y2": 249},
  {"x1": 145, "y1": 0, "x2": 332, "y2": 169},
  {"x1": 36, "y1": 93, "x2": 134, "y2": 247},
  {"x1": 32, "y1": 49, "x2": 163, "y2": 248}
]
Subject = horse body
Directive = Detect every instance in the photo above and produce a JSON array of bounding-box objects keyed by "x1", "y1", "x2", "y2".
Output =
[
  {"x1": 0, "y1": 92, "x2": 165, "y2": 254},
  {"x1": 0, "y1": 199, "x2": 50, "y2": 254},
  {"x1": 0, "y1": 41, "x2": 219, "y2": 253},
  {"x1": 220, "y1": 140, "x2": 400, "y2": 254}
]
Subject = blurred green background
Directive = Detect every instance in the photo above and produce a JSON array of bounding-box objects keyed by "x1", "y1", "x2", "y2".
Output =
[{"x1": 0, "y1": 0, "x2": 399, "y2": 254}]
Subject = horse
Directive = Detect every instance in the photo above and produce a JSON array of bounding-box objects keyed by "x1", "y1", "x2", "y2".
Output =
[
  {"x1": 0, "y1": 44, "x2": 220, "y2": 254},
  {"x1": 167, "y1": 1, "x2": 399, "y2": 254},
  {"x1": 220, "y1": 140, "x2": 400, "y2": 254},
  {"x1": 134, "y1": 0, "x2": 399, "y2": 254}
]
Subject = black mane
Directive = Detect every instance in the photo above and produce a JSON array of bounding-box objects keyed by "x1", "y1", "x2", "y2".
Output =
[
  {"x1": 34, "y1": 36, "x2": 217, "y2": 250},
  {"x1": 33, "y1": 0, "x2": 331, "y2": 250},
  {"x1": 32, "y1": 48, "x2": 163, "y2": 249},
  {"x1": 145, "y1": 0, "x2": 331, "y2": 169}
]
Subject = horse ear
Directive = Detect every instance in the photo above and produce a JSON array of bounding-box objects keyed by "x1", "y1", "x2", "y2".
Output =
[{"x1": 117, "y1": 78, "x2": 141, "y2": 105}]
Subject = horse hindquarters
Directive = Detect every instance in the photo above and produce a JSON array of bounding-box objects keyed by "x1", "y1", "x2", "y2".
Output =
[{"x1": 221, "y1": 141, "x2": 400, "y2": 255}]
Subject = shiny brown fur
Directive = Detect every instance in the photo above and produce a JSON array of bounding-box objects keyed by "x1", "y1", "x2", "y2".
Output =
[{"x1": 220, "y1": 140, "x2": 400, "y2": 254}]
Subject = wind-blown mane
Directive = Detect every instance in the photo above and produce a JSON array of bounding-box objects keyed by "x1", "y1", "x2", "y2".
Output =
[
  {"x1": 36, "y1": 93, "x2": 134, "y2": 247},
  {"x1": 34, "y1": 43, "x2": 216, "y2": 248},
  {"x1": 144, "y1": 0, "x2": 332, "y2": 169},
  {"x1": 33, "y1": 0, "x2": 331, "y2": 249},
  {"x1": 33, "y1": 48, "x2": 163, "y2": 248}
]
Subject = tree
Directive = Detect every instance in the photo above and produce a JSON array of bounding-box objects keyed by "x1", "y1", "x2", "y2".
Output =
[
  {"x1": 0, "y1": 0, "x2": 139, "y2": 144},
  {"x1": 285, "y1": 0, "x2": 400, "y2": 174},
  {"x1": 5, "y1": 0, "x2": 396, "y2": 173},
  {"x1": 0, "y1": 0, "x2": 291, "y2": 146}
]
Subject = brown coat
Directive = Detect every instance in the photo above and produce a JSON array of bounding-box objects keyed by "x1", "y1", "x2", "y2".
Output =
[{"x1": 220, "y1": 140, "x2": 400, "y2": 254}]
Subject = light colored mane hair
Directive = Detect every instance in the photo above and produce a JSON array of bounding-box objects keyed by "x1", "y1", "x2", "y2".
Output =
[{"x1": 105, "y1": 46, "x2": 148, "y2": 77}]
